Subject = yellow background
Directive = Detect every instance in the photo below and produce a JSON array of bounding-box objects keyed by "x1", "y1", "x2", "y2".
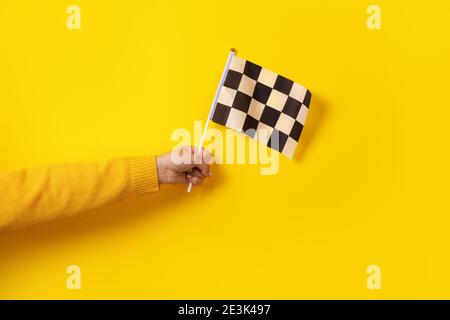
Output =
[{"x1": 1, "y1": 0, "x2": 450, "y2": 299}]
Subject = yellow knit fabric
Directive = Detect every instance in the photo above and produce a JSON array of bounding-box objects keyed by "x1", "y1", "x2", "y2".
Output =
[{"x1": 0, "y1": 156, "x2": 159, "y2": 231}]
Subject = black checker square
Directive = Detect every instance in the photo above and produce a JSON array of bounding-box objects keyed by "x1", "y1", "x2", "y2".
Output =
[
  {"x1": 260, "y1": 106, "x2": 281, "y2": 127},
  {"x1": 290, "y1": 120, "x2": 304, "y2": 142},
  {"x1": 274, "y1": 75, "x2": 294, "y2": 95},
  {"x1": 232, "y1": 91, "x2": 252, "y2": 113},
  {"x1": 252, "y1": 82, "x2": 272, "y2": 104},
  {"x1": 224, "y1": 70, "x2": 243, "y2": 90},
  {"x1": 282, "y1": 96, "x2": 302, "y2": 119},
  {"x1": 212, "y1": 103, "x2": 231, "y2": 126},
  {"x1": 303, "y1": 90, "x2": 312, "y2": 107},
  {"x1": 268, "y1": 129, "x2": 289, "y2": 152},
  {"x1": 243, "y1": 61, "x2": 262, "y2": 80},
  {"x1": 242, "y1": 115, "x2": 259, "y2": 138}
]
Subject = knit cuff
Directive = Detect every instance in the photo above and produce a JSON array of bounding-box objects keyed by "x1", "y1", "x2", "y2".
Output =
[{"x1": 129, "y1": 156, "x2": 160, "y2": 196}]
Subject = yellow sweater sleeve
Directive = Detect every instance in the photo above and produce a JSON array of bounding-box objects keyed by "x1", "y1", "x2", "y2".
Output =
[{"x1": 0, "y1": 156, "x2": 159, "y2": 231}]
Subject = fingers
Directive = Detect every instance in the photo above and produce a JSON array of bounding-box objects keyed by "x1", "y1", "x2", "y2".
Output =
[
  {"x1": 165, "y1": 145, "x2": 214, "y2": 186},
  {"x1": 192, "y1": 147, "x2": 213, "y2": 177},
  {"x1": 171, "y1": 146, "x2": 196, "y2": 172},
  {"x1": 175, "y1": 146, "x2": 213, "y2": 173},
  {"x1": 186, "y1": 168, "x2": 204, "y2": 186},
  {"x1": 194, "y1": 162, "x2": 211, "y2": 178},
  {"x1": 201, "y1": 148, "x2": 214, "y2": 165}
]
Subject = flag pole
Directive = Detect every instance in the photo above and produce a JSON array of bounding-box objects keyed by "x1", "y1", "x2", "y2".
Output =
[{"x1": 187, "y1": 48, "x2": 236, "y2": 192}]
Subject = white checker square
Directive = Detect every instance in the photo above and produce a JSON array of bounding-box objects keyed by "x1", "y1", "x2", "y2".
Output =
[
  {"x1": 257, "y1": 68, "x2": 278, "y2": 88},
  {"x1": 217, "y1": 86, "x2": 237, "y2": 107},
  {"x1": 266, "y1": 90, "x2": 288, "y2": 111},
  {"x1": 229, "y1": 56, "x2": 246, "y2": 73},
  {"x1": 282, "y1": 137, "x2": 298, "y2": 159},
  {"x1": 247, "y1": 98, "x2": 265, "y2": 120},
  {"x1": 226, "y1": 108, "x2": 247, "y2": 131},
  {"x1": 275, "y1": 113, "x2": 296, "y2": 133},
  {"x1": 238, "y1": 74, "x2": 257, "y2": 97},
  {"x1": 255, "y1": 122, "x2": 274, "y2": 145},
  {"x1": 297, "y1": 104, "x2": 309, "y2": 125},
  {"x1": 289, "y1": 82, "x2": 307, "y2": 103}
]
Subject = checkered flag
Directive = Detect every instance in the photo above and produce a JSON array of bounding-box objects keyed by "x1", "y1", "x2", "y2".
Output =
[{"x1": 211, "y1": 55, "x2": 311, "y2": 159}]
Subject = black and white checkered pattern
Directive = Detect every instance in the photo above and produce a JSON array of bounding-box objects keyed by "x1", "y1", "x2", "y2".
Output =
[{"x1": 211, "y1": 56, "x2": 311, "y2": 159}]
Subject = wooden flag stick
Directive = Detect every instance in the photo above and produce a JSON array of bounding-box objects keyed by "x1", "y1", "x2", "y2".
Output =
[{"x1": 187, "y1": 48, "x2": 236, "y2": 193}]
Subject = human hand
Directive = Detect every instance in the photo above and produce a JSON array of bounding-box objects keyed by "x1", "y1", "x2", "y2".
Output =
[{"x1": 156, "y1": 146, "x2": 213, "y2": 186}]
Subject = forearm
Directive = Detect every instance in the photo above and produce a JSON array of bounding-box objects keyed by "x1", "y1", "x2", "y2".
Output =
[{"x1": 0, "y1": 156, "x2": 159, "y2": 231}]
